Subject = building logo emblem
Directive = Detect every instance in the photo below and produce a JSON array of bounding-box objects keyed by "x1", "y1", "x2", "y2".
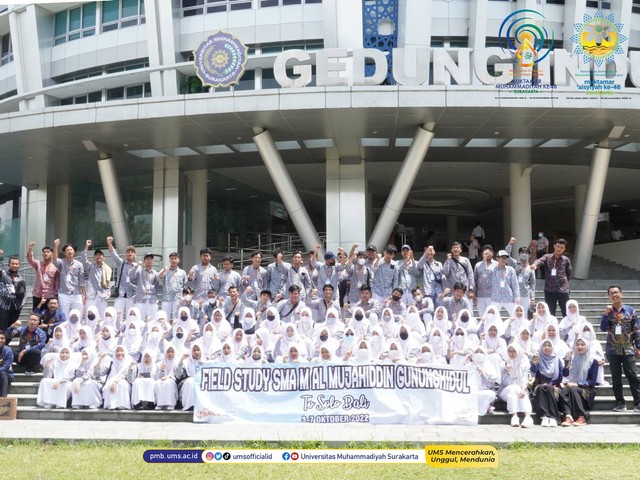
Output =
[
  {"x1": 571, "y1": 11, "x2": 627, "y2": 66},
  {"x1": 194, "y1": 31, "x2": 248, "y2": 88},
  {"x1": 498, "y1": 9, "x2": 553, "y2": 67}
]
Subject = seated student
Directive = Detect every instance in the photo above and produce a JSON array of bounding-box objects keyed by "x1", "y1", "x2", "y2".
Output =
[
  {"x1": 7, "y1": 312, "x2": 47, "y2": 375},
  {"x1": 84, "y1": 305, "x2": 101, "y2": 335},
  {"x1": 70, "y1": 348, "x2": 103, "y2": 410},
  {"x1": 72, "y1": 325, "x2": 96, "y2": 354},
  {"x1": 102, "y1": 345, "x2": 136, "y2": 410},
  {"x1": 558, "y1": 337, "x2": 598, "y2": 426},
  {"x1": 558, "y1": 300, "x2": 587, "y2": 350},
  {"x1": 504, "y1": 304, "x2": 530, "y2": 343},
  {"x1": 283, "y1": 344, "x2": 307, "y2": 364},
  {"x1": 466, "y1": 346, "x2": 501, "y2": 416},
  {"x1": 41, "y1": 325, "x2": 70, "y2": 363},
  {"x1": 245, "y1": 345, "x2": 266, "y2": 367},
  {"x1": 580, "y1": 323, "x2": 607, "y2": 386},
  {"x1": 155, "y1": 344, "x2": 182, "y2": 410},
  {"x1": 179, "y1": 343, "x2": 205, "y2": 411},
  {"x1": 499, "y1": 344, "x2": 534, "y2": 428},
  {"x1": 428, "y1": 327, "x2": 449, "y2": 362},
  {"x1": 121, "y1": 320, "x2": 144, "y2": 363},
  {"x1": 397, "y1": 324, "x2": 420, "y2": 361},
  {"x1": 345, "y1": 339, "x2": 372, "y2": 364},
  {"x1": 530, "y1": 301, "x2": 558, "y2": 343},
  {"x1": 131, "y1": 350, "x2": 158, "y2": 410},
  {"x1": 448, "y1": 327, "x2": 473, "y2": 366},
  {"x1": 0, "y1": 332, "x2": 14, "y2": 397},
  {"x1": 531, "y1": 339, "x2": 567, "y2": 427},
  {"x1": 37, "y1": 347, "x2": 73, "y2": 409},
  {"x1": 414, "y1": 343, "x2": 446, "y2": 365},
  {"x1": 39, "y1": 298, "x2": 66, "y2": 340},
  {"x1": 454, "y1": 309, "x2": 479, "y2": 345},
  {"x1": 511, "y1": 325, "x2": 538, "y2": 362}
]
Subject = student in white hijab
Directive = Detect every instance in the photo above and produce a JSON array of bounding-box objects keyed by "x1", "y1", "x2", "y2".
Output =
[
  {"x1": 180, "y1": 342, "x2": 205, "y2": 411},
  {"x1": 239, "y1": 308, "x2": 258, "y2": 335},
  {"x1": 338, "y1": 326, "x2": 358, "y2": 359},
  {"x1": 557, "y1": 337, "x2": 598, "y2": 426},
  {"x1": 210, "y1": 308, "x2": 233, "y2": 340},
  {"x1": 512, "y1": 325, "x2": 538, "y2": 361},
  {"x1": 448, "y1": 327, "x2": 473, "y2": 366},
  {"x1": 84, "y1": 305, "x2": 101, "y2": 334},
  {"x1": 41, "y1": 326, "x2": 70, "y2": 362},
  {"x1": 229, "y1": 328, "x2": 249, "y2": 361},
  {"x1": 37, "y1": 347, "x2": 74, "y2": 409},
  {"x1": 173, "y1": 306, "x2": 200, "y2": 343},
  {"x1": 369, "y1": 326, "x2": 386, "y2": 360},
  {"x1": 349, "y1": 306, "x2": 372, "y2": 338},
  {"x1": 155, "y1": 343, "x2": 182, "y2": 410},
  {"x1": 378, "y1": 307, "x2": 399, "y2": 339},
  {"x1": 478, "y1": 305, "x2": 504, "y2": 340},
  {"x1": 454, "y1": 309, "x2": 479, "y2": 345},
  {"x1": 102, "y1": 345, "x2": 136, "y2": 410},
  {"x1": 313, "y1": 344, "x2": 337, "y2": 363},
  {"x1": 263, "y1": 307, "x2": 283, "y2": 335},
  {"x1": 296, "y1": 306, "x2": 315, "y2": 339},
  {"x1": 313, "y1": 326, "x2": 340, "y2": 359},
  {"x1": 558, "y1": 300, "x2": 587, "y2": 349},
  {"x1": 428, "y1": 306, "x2": 451, "y2": 337},
  {"x1": 97, "y1": 326, "x2": 118, "y2": 357},
  {"x1": 414, "y1": 343, "x2": 446, "y2": 365},
  {"x1": 530, "y1": 302, "x2": 558, "y2": 343},
  {"x1": 543, "y1": 323, "x2": 570, "y2": 361},
  {"x1": 131, "y1": 350, "x2": 158, "y2": 410},
  {"x1": 504, "y1": 304, "x2": 530, "y2": 343},
  {"x1": 482, "y1": 322, "x2": 508, "y2": 365},
  {"x1": 253, "y1": 327, "x2": 275, "y2": 363},
  {"x1": 283, "y1": 343, "x2": 307, "y2": 363},
  {"x1": 245, "y1": 345, "x2": 266, "y2": 367},
  {"x1": 499, "y1": 344, "x2": 533, "y2": 427},
  {"x1": 428, "y1": 327, "x2": 449, "y2": 360},
  {"x1": 70, "y1": 348, "x2": 103, "y2": 409},
  {"x1": 142, "y1": 324, "x2": 165, "y2": 361},
  {"x1": 218, "y1": 340, "x2": 238, "y2": 364},
  {"x1": 347, "y1": 339, "x2": 372, "y2": 364},
  {"x1": 120, "y1": 320, "x2": 144, "y2": 363},
  {"x1": 199, "y1": 322, "x2": 223, "y2": 361},
  {"x1": 323, "y1": 307, "x2": 344, "y2": 338},
  {"x1": 276, "y1": 324, "x2": 309, "y2": 361},
  {"x1": 101, "y1": 306, "x2": 120, "y2": 332},
  {"x1": 380, "y1": 339, "x2": 404, "y2": 364},
  {"x1": 397, "y1": 324, "x2": 420, "y2": 360},
  {"x1": 580, "y1": 323, "x2": 607, "y2": 386},
  {"x1": 59, "y1": 309, "x2": 82, "y2": 344},
  {"x1": 71, "y1": 325, "x2": 96, "y2": 354},
  {"x1": 466, "y1": 346, "x2": 500, "y2": 416}
]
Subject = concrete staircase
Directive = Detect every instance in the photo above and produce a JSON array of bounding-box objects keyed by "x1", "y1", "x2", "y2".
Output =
[{"x1": 7, "y1": 285, "x2": 640, "y2": 425}]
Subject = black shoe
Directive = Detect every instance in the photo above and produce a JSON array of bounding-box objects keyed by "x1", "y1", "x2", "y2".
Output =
[{"x1": 613, "y1": 402, "x2": 627, "y2": 412}]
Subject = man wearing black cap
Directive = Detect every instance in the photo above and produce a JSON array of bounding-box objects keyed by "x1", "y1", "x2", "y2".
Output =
[
  {"x1": 81, "y1": 239, "x2": 112, "y2": 316},
  {"x1": 129, "y1": 253, "x2": 160, "y2": 320},
  {"x1": 365, "y1": 245, "x2": 378, "y2": 269}
]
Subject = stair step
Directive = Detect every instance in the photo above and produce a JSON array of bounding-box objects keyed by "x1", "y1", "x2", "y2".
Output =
[{"x1": 16, "y1": 406, "x2": 192, "y2": 422}]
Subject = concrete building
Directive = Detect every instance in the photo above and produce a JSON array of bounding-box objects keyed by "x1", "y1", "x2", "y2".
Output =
[{"x1": 1, "y1": 0, "x2": 640, "y2": 277}]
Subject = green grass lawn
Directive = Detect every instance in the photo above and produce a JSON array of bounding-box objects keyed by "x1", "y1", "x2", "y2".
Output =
[{"x1": 1, "y1": 441, "x2": 637, "y2": 480}]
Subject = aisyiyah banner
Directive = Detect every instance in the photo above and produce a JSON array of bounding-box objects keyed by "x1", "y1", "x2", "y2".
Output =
[{"x1": 193, "y1": 363, "x2": 478, "y2": 425}]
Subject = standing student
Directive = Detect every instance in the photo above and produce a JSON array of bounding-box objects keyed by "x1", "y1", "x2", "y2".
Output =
[
  {"x1": 159, "y1": 252, "x2": 187, "y2": 321},
  {"x1": 531, "y1": 238, "x2": 571, "y2": 318},
  {"x1": 81, "y1": 240, "x2": 112, "y2": 316},
  {"x1": 26, "y1": 241, "x2": 59, "y2": 312},
  {"x1": 107, "y1": 236, "x2": 138, "y2": 318},
  {"x1": 52, "y1": 239, "x2": 85, "y2": 318},
  {"x1": 0, "y1": 252, "x2": 26, "y2": 333}
]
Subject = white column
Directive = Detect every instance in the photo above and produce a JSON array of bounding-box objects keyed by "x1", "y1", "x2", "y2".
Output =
[
  {"x1": 509, "y1": 163, "x2": 533, "y2": 251},
  {"x1": 144, "y1": 0, "x2": 179, "y2": 96},
  {"x1": 322, "y1": 0, "x2": 362, "y2": 49},
  {"x1": 368, "y1": 125, "x2": 434, "y2": 250},
  {"x1": 253, "y1": 129, "x2": 321, "y2": 252},
  {"x1": 24, "y1": 186, "x2": 48, "y2": 252},
  {"x1": 447, "y1": 216, "x2": 457, "y2": 247},
  {"x1": 54, "y1": 185, "x2": 69, "y2": 242},
  {"x1": 574, "y1": 184, "x2": 587, "y2": 234},
  {"x1": 184, "y1": 169, "x2": 208, "y2": 265},
  {"x1": 326, "y1": 157, "x2": 367, "y2": 252},
  {"x1": 152, "y1": 158, "x2": 181, "y2": 261},
  {"x1": 574, "y1": 147, "x2": 612, "y2": 279},
  {"x1": 97, "y1": 154, "x2": 131, "y2": 250},
  {"x1": 10, "y1": 4, "x2": 45, "y2": 110},
  {"x1": 469, "y1": 0, "x2": 488, "y2": 85}
]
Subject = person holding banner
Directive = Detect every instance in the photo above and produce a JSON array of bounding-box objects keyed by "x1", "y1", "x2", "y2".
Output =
[
  {"x1": 245, "y1": 345, "x2": 267, "y2": 367},
  {"x1": 345, "y1": 339, "x2": 372, "y2": 364},
  {"x1": 253, "y1": 327, "x2": 275, "y2": 363},
  {"x1": 283, "y1": 344, "x2": 307, "y2": 363}
]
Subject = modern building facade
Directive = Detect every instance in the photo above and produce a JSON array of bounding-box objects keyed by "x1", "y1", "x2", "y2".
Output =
[{"x1": 1, "y1": 0, "x2": 640, "y2": 277}]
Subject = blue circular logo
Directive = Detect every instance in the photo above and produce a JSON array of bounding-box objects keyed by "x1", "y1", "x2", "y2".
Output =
[
  {"x1": 194, "y1": 30, "x2": 248, "y2": 88},
  {"x1": 282, "y1": 452, "x2": 290, "y2": 461}
]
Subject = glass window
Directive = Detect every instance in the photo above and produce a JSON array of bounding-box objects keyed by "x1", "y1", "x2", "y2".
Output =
[
  {"x1": 234, "y1": 69, "x2": 254, "y2": 91},
  {"x1": 55, "y1": 11, "x2": 67, "y2": 37},
  {"x1": 122, "y1": 0, "x2": 139, "y2": 18},
  {"x1": 283, "y1": 0, "x2": 302, "y2": 5},
  {"x1": 261, "y1": 0, "x2": 279, "y2": 6},
  {"x1": 107, "y1": 87, "x2": 125, "y2": 100},
  {"x1": 83, "y1": 2, "x2": 96, "y2": 28},
  {"x1": 88, "y1": 91, "x2": 102, "y2": 102},
  {"x1": 126, "y1": 84, "x2": 143, "y2": 98},
  {"x1": 69, "y1": 7, "x2": 82, "y2": 32},
  {"x1": 261, "y1": 68, "x2": 279, "y2": 89},
  {"x1": 102, "y1": 0, "x2": 119, "y2": 23}
]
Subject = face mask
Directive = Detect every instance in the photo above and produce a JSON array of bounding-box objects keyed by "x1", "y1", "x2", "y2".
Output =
[
  {"x1": 209, "y1": 299, "x2": 216, "y2": 305},
  {"x1": 327, "y1": 316, "x2": 336, "y2": 325},
  {"x1": 301, "y1": 315, "x2": 310, "y2": 322},
  {"x1": 421, "y1": 351, "x2": 433, "y2": 362},
  {"x1": 176, "y1": 332, "x2": 184, "y2": 339},
  {"x1": 204, "y1": 331, "x2": 213, "y2": 340},
  {"x1": 180, "y1": 316, "x2": 188, "y2": 322},
  {"x1": 415, "y1": 295, "x2": 422, "y2": 302},
  {"x1": 357, "y1": 348, "x2": 368, "y2": 359},
  {"x1": 485, "y1": 313, "x2": 495, "y2": 321},
  {"x1": 343, "y1": 336, "x2": 355, "y2": 347},
  {"x1": 184, "y1": 295, "x2": 193, "y2": 302},
  {"x1": 400, "y1": 331, "x2": 409, "y2": 340},
  {"x1": 355, "y1": 313, "x2": 364, "y2": 321},
  {"x1": 357, "y1": 258, "x2": 366, "y2": 266},
  {"x1": 87, "y1": 314, "x2": 95, "y2": 321},
  {"x1": 319, "y1": 334, "x2": 328, "y2": 342},
  {"x1": 538, "y1": 233, "x2": 543, "y2": 238},
  {"x1": 371, "y1": 336, "x2": 381, "y2": 346},
  {"x1": 129, "y1": 314, "x2": 136, "y2": 320},
  {"x1": 460, "y1": 315, "x2": 469, "y2": 323},
  {"x1": 126, "y1": 329, "x2": 136, "y2": 337},
  {"x1": 519, "y1": 253, "x2": 529, "y2": 261},
  {"x1": 392, "y1": 295, "x2": 401, "y2": 302},
  {"x1": 582, "y1": 331, "x2": 593, "y2": 341},
  {"x1": 383, "y1": 315, "x2": 392, "y2": 323},
  {"x1": 388, "y1": 350, "x2": 399, "y2": 360},
  {"x1": 472, "y1": 353, "x2": 486, "y2": 364},
  {"x1": 431, "y1": 336, "x2": 441, "y2": 345},
  {"x1": 267, "y1": 315, "x2": 275, "y2": 321}
]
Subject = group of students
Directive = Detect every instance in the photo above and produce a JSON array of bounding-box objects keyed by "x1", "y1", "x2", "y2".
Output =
[{"x1": 11, "y1": 286, "x2": 601, "y2": 426}]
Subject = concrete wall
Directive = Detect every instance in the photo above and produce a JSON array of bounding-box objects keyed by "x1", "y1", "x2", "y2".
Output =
[{"x1": 593, "y1": 239, "x2": 640, "y2": 272}]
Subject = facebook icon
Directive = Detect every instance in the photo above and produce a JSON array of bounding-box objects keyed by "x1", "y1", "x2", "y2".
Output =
[{"x1": 282, "y1": 452, "x2": 290, "y2": 461}]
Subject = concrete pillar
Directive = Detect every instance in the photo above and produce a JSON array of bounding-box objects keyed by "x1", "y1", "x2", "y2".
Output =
[
  {"x1": 253, "y1": 128, "x2": 321, "y2": 252},
  {"x1": 574, "y1": 184, "x2": 587, "y2": 234},
  {"x1": 152, "y1": 158, "x2": 181, "y2": 262},
  {"x1": 144, "y1": 0, "x2": 179, "y2": 96},
  {"x1": 469, "y1": 0, "x2": 488, "y2": 85},
  {"x1": 368, "y1": 125, "x2": 434, "y2": 250},
  {"x1": 574, "y1": 147, "x2": 612, "y2": 279},
  {"x1": 509, "y1": 163, "x2": 533, "y2": 251},
  {"x1": 447, "y1": 216, "x2": 457, "y2": 247},
  {"x1": 326, "y1": 157, "x2": 367, "y2": 251},
  {"x1": 53, "y1": 184, "x2": 69, "y2": 242},
  {"x1": 97, "y1": 154, "x2": 131, "y2": 250},
  {"x1": 24, "y1": 186, "x2": 49, "y2": 254},
  {"x1": 184, "y1": 169, "x2": 208, "y2": 265}
]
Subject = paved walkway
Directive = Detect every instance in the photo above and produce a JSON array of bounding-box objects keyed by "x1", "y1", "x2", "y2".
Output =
[{"x1": 2, "y1": 420, "x2": 640, "y2": 445}]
